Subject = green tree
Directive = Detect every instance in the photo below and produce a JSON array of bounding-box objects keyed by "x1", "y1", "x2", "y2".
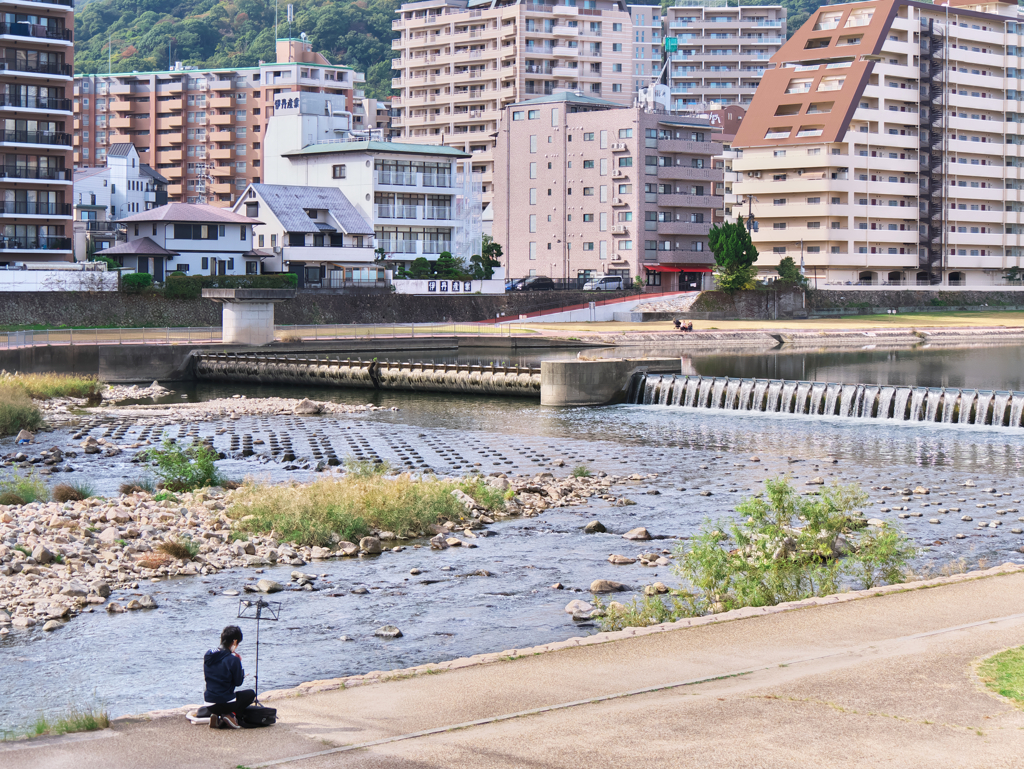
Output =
[
  {"x1": 434, "y1": 251, "x2": 468, "y2": 279},
  {"x1": 408, "y1": 256, "x2": 432, "y2": 278},
  {"x1": 775, "y1": 256, "x2": 807, "y2": 288},
  {"x1": 709, "y1": 216, "x2": 759, "y2": 293}
]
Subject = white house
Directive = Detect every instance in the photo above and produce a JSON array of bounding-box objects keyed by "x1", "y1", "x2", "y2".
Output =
[
  {"x1": 96, "y1": 202, "x2": 260, "y2": 280},
  {"x1": 262, "y1": 98, "x2": 482, "y2": 269},
  {"x1": 232, "y1": 183, "x2": 378, "y2": 288}
]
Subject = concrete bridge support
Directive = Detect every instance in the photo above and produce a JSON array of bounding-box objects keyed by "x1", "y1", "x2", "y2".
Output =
[{"x1": 202, "y1": 288, "x2": 296, "y2": 346}]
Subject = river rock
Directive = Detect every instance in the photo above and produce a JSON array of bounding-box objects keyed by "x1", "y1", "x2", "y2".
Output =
[
  {"x1": 607, "y1": 554, "x2": 636, "y2": 565},
  {"x1": 590, "y1": 579, "x2": 628, "y2": 593},
  {"x1": 139, "y1": 595, "x2": 158, "y2": 609},
  {"x1": 445, "y1": 537, "x2": 463, "y2": 547},
  {"x1": 42, "y1": 620, "x2": 62, "y2": 632},
  {"x1": 98, "y1": 526, "x2": 120, "y2": 543},
  {"x1": 12, "y1": 616, "x2": 36, "y2": 627},
  {"x1": 430, "y1": 533, "x2": 449, "y2": 550},
  {"x1": 914, "y1": 486, "x2": 930, "y2": 495},
  {"x1": 564, "y1": 599, "x2": 594, "y2": 614},
  {"x1": 106, "y1": 602, "x2": 125, "y2": 613},
  {"x1": 257, "y1": 579, "x2": 284, "y2": 594},
  {"x1": 294, "y1": 398, "x2": 323, "y2": 415},
  {"x1": 374, "y1": 625, "x2": 403, "y2": 639},
  {"x1": 583, "y1": 520, "x2": 607, "y2": 534},
  {"x1": 31, "y1": 545, "x2": 53, "y2": 564},
  {"x1": 125, "y1": 599, "x2": 142, "y2": 610},
  {"x1": 622, "y1": 527, "x2": 651, "y2": 541},
  {"x1": 410, "y1": 568, "x2": 422, "y2": 575},
  {"x1": 866, "y1": 518, "x2": 885, "y2": 527},
  {"x1": 359, "y1": 537, "x2": 383, "y2": 555},
  {"x1": 291, "y1": 570, "x2": 316, "y2": 582},
  {"x1": 806, "y1": 477, "x2": 824, "y2": 486},
  {"x1": 336, "y1": 541, "x2": 359, "y2": 556},
  {"x1": 90, "y1": 580, "x2": 112, "y2": 598},
  {"x1": 643, "y1": 582, "x2": 670, "y2": 596},
  {"x1": 15, "y1": 429, "x2": 34, "y2": 443},
  {"x1": 60, "y1": 581, "x2": 89, "y2": 597}
]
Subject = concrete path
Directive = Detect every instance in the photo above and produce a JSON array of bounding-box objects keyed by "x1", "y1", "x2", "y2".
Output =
[{"x1": 7, "y1": 570, "x2": 1024, "y2": 769}]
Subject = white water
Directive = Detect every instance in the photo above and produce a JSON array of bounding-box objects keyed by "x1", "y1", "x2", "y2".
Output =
[
  {"x1": 738, "y1": 379, "x2": 754, "y2": 411},
  {"x1": 941, "y1": 391, "x2": 958, "y2": 423},
  {"x1": 809, "y1": 383, "x2": 826, "y2": 415},
  {"x1": 794, "y1": 383, "x2": 812, "y2": 414},
  {"x1": 891, "y1": 388, "x2": 911, "y2": 420},
  {"x1": 992, "y1": 392, "x2": 1011, "y2": 426},
  {"x1": 671, "y1": 376, "x2": 685, "y2": 406},
  {"x1": 711, "y1": 378, "x2": 726, "y2": 409},
  {"x1": 976, "y1": 391, "x2": 994, "y2": 425},
  {"x1": 838, "y1": 384, "x2": 858, "y2": 418},
  {"x1": 697, "y1": 377, "x2": 712, "y2": 408},
  {"x1": 908, "y1": 388, "x2": 927, "y2": 422},
  {"x1": 959, "y1": 391, "x2": 976, "y2": 424},
  {"x1": 1010, "y1": 395, "x2": 1024, "y2": 428},
  {"x1": 766, "y1": 381, "x2": 782, "y2": 412},
  {"x1": 752, "y1": 380, "x2": 768, "y2": 412},
  {"x1": 659, "y1": 376, "x2": 672, "y2": 406},
  {"x1": 924, "y1": 390, "x2": 943, "y2": 422},
  {"x1": 780, "y1": 382, "x2": 797, "y2": 413},
  {"x1": 684, "y1": 377, "x2": 699, "y2": 407},
  {"x1": 863, "y1": 386, "x2": 882, "y2": 418},
  {"x1": 724, "y1": 379, "x2": 740, "y2": 410}
]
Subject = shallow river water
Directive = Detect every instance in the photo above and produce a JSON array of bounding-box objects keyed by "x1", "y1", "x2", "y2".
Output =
[{"x1": 1, "y1": 344, "x2": 1024, "y2": 733}]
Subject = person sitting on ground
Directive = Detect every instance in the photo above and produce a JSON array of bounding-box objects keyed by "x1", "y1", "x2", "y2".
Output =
[
  {"x1": 673, "y1": 319, "x2": 683, "y2": 331},
  {"x1": 686, "y1": 321, "x2": 694, "y2": 332},
  {"x1": 204, "y1": 625, "x2": 256, "y2": 730}
]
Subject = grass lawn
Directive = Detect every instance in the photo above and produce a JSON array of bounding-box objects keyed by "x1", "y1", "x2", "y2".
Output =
[
  {"x1": 977, "y1": 646, "x2": 1024, "y2": 706},
  {"x1": 529, "y1": 311, "x2": 1024, "y2": 334}
]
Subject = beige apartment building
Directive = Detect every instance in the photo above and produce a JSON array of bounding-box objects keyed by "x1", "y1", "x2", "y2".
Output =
[
  {"x1": 494, "y1": 93, "x2": 722, "y2": 291},
  {"x1": 0, "y1": 0, "x2": 75, "y2": 264},
  {"x1": 391, "y1": 0, "x2": 636, "y2": 203},
  {"x1": 74, "y1": 39, "x2": 367, "y2": 207},
  {"x1": 628, "y1": 1, "x2": 664, "y2": 99},
  {"x1": 733, "y1": 0, "x2": 1024, "y2": 287},
  {"x1": 665, "y1": 0, "x2": 786, "y2": 113}
]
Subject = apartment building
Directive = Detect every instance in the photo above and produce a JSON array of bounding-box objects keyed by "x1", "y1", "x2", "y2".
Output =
[
  {"x1": 391, "y1": 0, "x2": 635, "y2": 204},
  {"x1": 665, "y1": 0, "x2": 786, "y2": 113},
  {"x1": 733, "y1": 0, "x2": 1024, "y2": 287},
  {"x1": 74, "y1": 38, "x2": 366, "y2": 208},
  {"x1": 494, "y1": 93, "x2": 722, "y2": 291},
  {"x1": 0, "y1": 0, "x2": 75, "y2": 265},
  {"x1": 628, "y1": 2, "x2": 664, "y2": 99}
]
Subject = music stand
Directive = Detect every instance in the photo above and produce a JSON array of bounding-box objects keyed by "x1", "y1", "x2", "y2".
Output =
[{"x1": 237, "y1": 598, "x2": 281, "y2": 704}]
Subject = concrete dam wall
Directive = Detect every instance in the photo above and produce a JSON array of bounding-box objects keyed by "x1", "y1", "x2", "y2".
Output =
[{"x1": 194, "y1": 352, "x2": 542, "y2": 397}]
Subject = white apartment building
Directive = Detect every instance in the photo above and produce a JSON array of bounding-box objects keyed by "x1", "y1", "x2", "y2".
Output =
[
  {"x1": 665, "y1": 0, "x2": 786, "y2": 112},
  {"x1": 733, "y1": 0, "x2": 1024, "y2": 287},
  {"x1": 391, "y1": 0, "x2": 636, "y2": 204},
  {"x1": 628, "y1": 2, "x2": 664, "y2": 98}
]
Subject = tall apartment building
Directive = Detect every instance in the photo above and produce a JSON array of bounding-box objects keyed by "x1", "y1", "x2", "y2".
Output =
[
  {"x1": 0, "y1": 0, "x2": 75, "y2": 265},
  {"x1": 733, "y1": 0, "x2": 1024, "y2": 287},
  {"x1": 665, "y1": 0, "x2": 786, "y2": 113},
  {"x1": 494, "y1": 93, "x2": 722, "y2": 291},
  {"x1": 628, "y1": 2, "x2": 664, "y2": 99},
  {"x1": 391, "y1": 0, "x2": 636, "y2": 204},
  {"x1": 74, "y1": 38, "x2": 366, "y2": 207}
]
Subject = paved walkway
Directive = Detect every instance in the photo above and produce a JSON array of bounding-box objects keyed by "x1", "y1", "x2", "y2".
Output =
[{"x1": 7, "y1": 570, "x2": 1024, "y2": 769}]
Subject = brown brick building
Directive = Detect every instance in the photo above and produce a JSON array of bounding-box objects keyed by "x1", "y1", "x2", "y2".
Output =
[{"x1": 494, "y1": 93, "x2": 722, "y2": 291}]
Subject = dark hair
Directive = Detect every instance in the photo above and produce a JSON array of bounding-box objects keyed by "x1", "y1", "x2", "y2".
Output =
[{"x1": 220, "y1": 625, "x2": 243, "y2": 650}]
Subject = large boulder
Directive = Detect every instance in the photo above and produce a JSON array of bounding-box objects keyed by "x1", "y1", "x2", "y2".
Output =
[
  {"x1": 31, "y1": 545, "x2": 53, "y2": 564},
  {"x1": 583, "y1": 520, "x2": 607, "y2": 534},
  {"x1": 60, "y1": 582, "x2": 89, "y2": 597},
  {"x1": 293, "y1": 398, "x2": 323, "y2": 415},
  {"x1": 590, "y1": 579, "x2": 628, "y2": 593},
  {"x1": 622, "y1": 527, "x2": 652, "y2": 541},
  {"x1": 359, "y1": 536, "x2": 383, "y2": 555},
  {"x1": 374, "y1": 625, "x2": 403, "y2": 639},
  {"x1": 256, "y1": 579, "x2": 284, "y2": 594},
  {"x1": 564, "y1": 599, "x2": 594, "y2": 615},
  {"x1": 607, "y1": 554, "x2": 637, "y2": 565},
  {"x1": 430, "y1": 533, "x2": 449, "y2": 550}
]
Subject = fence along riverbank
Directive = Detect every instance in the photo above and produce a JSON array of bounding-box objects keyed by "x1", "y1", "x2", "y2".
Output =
[{"x1": 627, "y1": 374, "x2": 1024, "y2": 428}]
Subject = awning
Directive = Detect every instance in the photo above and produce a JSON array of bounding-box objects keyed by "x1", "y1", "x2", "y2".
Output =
[{"x1": 644, "y1": 264, "x2": 682, "y2": 273}]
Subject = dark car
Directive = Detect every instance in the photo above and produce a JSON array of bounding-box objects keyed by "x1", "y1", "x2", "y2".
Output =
[
  {"x1": 505, "y1": 278, "x2": 527, "y2": 291},
  {"x1": 513, "y1": 276, "x2": 556, "y2": 291}
]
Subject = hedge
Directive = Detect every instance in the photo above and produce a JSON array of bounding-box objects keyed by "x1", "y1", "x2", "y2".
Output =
[
  {"x1": 163, "y1": 273, "x2": 298, "y2": 299},
  {"x1": 121, "y1": 272, "x2": 153, "y2": 292}
]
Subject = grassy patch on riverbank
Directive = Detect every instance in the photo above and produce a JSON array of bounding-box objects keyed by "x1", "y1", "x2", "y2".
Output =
[
  {"x1": 978, "y1": 647, "x2": 1024, "y2": 706},
  {"x1": 0, "y1": 384, "x2": 42, "y2": 437},
  {"x1": 229, "y1": 472, "x2": 506, "y2": 546},
  {"x1": 0, "y1": 372, "x2": 103, "y2": 400},
  {"x1": 1, "y1": 705, "x2": 111, "y2": 741}
]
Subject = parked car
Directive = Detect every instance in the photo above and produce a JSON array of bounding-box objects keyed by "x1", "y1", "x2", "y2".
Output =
[
  {"x1": 512, "y1": 276, "x2": 556, "y2": 291},
  {"x1": 582, "y1": 276, "x2": 624, "y2": 291},
  {"x1": 505, "y1": 278, "x2": 527, "y2": 291}
]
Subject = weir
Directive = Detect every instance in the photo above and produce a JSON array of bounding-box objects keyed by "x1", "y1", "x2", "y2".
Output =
[
  {"x1": 626, "y1": 373, "x2": 1024, "y2": 428},
  {"x1": 194, "y1": 352, "x2": 542, "y2": 397}
]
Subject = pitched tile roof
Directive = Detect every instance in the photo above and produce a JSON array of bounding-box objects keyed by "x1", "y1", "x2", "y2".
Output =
[
  {"x1": 97, "y1": 237, "x2": 178, "y2": 257},
  {"x1": 247, "y1": 184, "x2": 373, "y2": 235},
  {"x1": 140, "y1": 164, "x2": 170, "y2": 186},
  {"x1": 117, "y1": 202, "x2": 260, "y2": 225},
  {"x1": 106, "y1": 143, "x2": 137, "y2": 157},
  {"x1": 282, "y1": 140, "x2": 469, "y2": 158}
]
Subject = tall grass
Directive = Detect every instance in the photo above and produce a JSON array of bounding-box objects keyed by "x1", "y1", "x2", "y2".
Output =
[
  {"x1": 0, "y1": 471, "x2": 49, "y2": 504},
  {"x1": 0, "y1": 372, "x2": 102, "y2": 401},
  {"x1": 230, "y1": 474, "x2": 506, "y2": 547},
  {"x1": 31, "y1": 706, "x2": 110, "y2": 738},
  {"x1": 0, "y1": 383, "x2": 42, "y2": 437}
]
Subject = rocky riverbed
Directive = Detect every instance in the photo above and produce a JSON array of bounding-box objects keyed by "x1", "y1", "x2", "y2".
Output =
[{"x1": 0, "y1": 469, "x2": 641, "y2": 637}]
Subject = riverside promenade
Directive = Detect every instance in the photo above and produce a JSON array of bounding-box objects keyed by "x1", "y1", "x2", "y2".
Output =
[{"x1": 6, "y1": 565, "x2": 1024, "y2": 769}]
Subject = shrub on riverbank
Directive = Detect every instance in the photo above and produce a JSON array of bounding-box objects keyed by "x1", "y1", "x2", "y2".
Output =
[
  {"x1": 0, "y1": 471, "x2": 48, "y2": 504},
  {"x1": 0, "y1": 384, "x2": 41, "y2": 437},
  {"x1": 595, "y1": 477, "x2": 917, "y2": 631},
  {"x1": 143, "y1": 439, "x2": 222, "y2": 492},
  {"x1": 0, "y1": 372, "x2": 102, "y2": 401},
  {"x1": 229, "y1": 472, "x2": 506, "y2": 546}
]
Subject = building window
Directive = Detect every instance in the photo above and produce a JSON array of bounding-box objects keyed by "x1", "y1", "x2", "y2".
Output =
[
  {"x1": 528, "y1": 110, "x2": 539, "y2": 120},
  {"x1": 175, "y1": 263, "x2": 190, "y2": 273},
  {"x1": 618, "y1": 157, "x2": 632, "y2": 167},
  {"x1": 513, "y1": 111, "x2": 525, "y2": 121},
  {"x1": 332, "y1": 165, "x2": 346, "y2": 178},
  {"x1": 583, "y1": 160, "x2": 594, "y2": 169},
  {"x1": 618, "y1": 129, "x2": 633, "y2": 139},
  {"x1": 246, "y1": 261, "x2": 258, "y2": 275},
  {"x1": 583, "y1": 242, "x2": 594, "y2": 251},
  {"x1": 202, "y1": 257, "x2": 209, "y2": 270},
  {"x1": 584, "y1": 132, "x2": 594, "y2": 141},
  {"x1": 529, "y1": 241, "x2": 537, "y2": 260},
  {"x1": 529, "y1": 214, "x2": 537, "y2": 232},
  {"x1": 583, "y1": 187, "x2": 594, "y2": 196}
]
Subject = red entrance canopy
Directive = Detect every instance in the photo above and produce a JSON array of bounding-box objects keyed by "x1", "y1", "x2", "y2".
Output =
[{"x1": 643, "y1": 264, "x2": 682, "y2": 273}]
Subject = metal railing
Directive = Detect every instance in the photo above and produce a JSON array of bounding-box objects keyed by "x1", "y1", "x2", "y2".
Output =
[
  {"x1": 0, "y1": 323, "x2": 534, "y2": 349},
  {"x1": 0, "y1": 95, "x2": 72, "y2": 111},
  {"x1": 0, "y1": 235, "x2": 71, "y2": 249},
  {"x1": 0, "y1": 166, "x2": 71, "y2": 181},
  {"x1": 0, "y1": 23, "x2": 72, "y2": 42},
  {"x1": 0, "y1": 201, "x2": 71, "y2": 215},
  {"x1": 0, "y1": 130, "x2": 72, "y2": 147}
]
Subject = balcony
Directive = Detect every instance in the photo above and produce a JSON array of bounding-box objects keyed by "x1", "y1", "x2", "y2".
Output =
[
  {"x1": 210, "y1": 147, "x2": 233, "y2": 160},
  {"x1": 0, "y1": 165, "x2": 71, "y2": 182},
  {"x1": 0, "y1": 235, "x2": 71, "y2": 250},
  {"x1": 376, "y1": 170, "x2": 418, "y2": 186},
  {"x1": 156, "y1": 116, "x2": 182, "y2": 130},
  {"x1": 281, "y1": 245, "x2": 377, "y2": 265},
  {"x1": 0, "y1": 94, "x2": 70, "y2": 113},
  {"x1": 157, "y1": 149, "x2": 182, "y2": 162},
  {"x1": 658, "y1": 139, "x2": 724, "y2": 156},
  {"x1": 0, "y1": 22, "x2": 72, "y2": 43},
  {"x1": 377, "y1": 240, "x2": 452, "y2": 255},
  {"x1": 164, "y1": 167, "x2": 183, "y2": 179},
  {"x1": 211, "y1": 183, "x2": 233, "y2": 194},
  {"x1": 0, "y1": 58, "x2": 72, "y2": 78},
  {"x1": 168, "y1": 183, "x2": 182, "y2": 196},
  {"x1": 657, "y1": 220, "x2": 712, "y2": 236},
  {"x1": 211, "y1": 97, "x2": 233, "y2": 109},
  {"x1": 0, "y1": 202, "x2": 71, "y2": 217},
  {"x1": 210, "y1": 113, "x2": 233, "y2": 126},
  {"x1": 423, "y1": 206, "x2": 452, "y2": 220},
  {"x1": 658, "y1": 193, "x2": 724, "y2": 209},
  {"x1": 376, "y1": 204, "x2": 419, "y2": 219},
  {"x1": 210, "y1": 131, "x2": 234, "y2": 142},
  {"x1": 0, "y1": 129, "x2": 70, "y2": 147},
  {"x1": 658, "y1": 166, "x2": 720, "y2": 182},
  {"x1": 110, "y1": 117, "x2": 132, "y2": 129},
  {"x1": 79, "y1": 221, "x2": 121, "y2": 233},
  {"x1": 211, "y1": 165, "x2": 232, "y2": 178},
  {"x1": 551, "y1": 65, "x2": 578, "y2": 77},
  {"x1": 551, "y1": 25, "x2": 580, "y2": 36}
]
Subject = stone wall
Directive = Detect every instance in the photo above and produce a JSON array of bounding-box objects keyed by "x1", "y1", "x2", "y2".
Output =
[
  {"x1": 808, "y1": 289, "x2": 1024, "y2": 311},
  {"x1": 0, "y1": 290, "x2": 636, "y2": 328},
  {"x1": 686, "y1": 288, "x2": 807, "y2": 320}
]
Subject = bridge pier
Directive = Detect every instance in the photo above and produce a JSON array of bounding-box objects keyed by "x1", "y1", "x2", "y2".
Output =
[{"x1": 202, "y1": 288, "x2": 296, "y2": 346}]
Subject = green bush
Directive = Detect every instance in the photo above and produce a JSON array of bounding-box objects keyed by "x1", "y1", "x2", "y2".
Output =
[
  {"x1": 121, "y1": 272, "x2": 153, "y2": 292},
  {"x1": 0, "y1": 471, "x2": 49, "y2": 503},
  {"x1": 162, "y1": 273, "x2": 298, "y2": 300},
  {"x1": 0, "y1": 384, "x2": 41, "y2": 436},
  {"x1": 145, "y1": 439, "x2": 221, "y2": 492}
]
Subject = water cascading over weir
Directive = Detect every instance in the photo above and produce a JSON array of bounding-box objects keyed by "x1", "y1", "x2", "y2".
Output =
[
  {"x1": 193, "y1": 352, "x2": 542, "y2": 397},
  {"x1": 625, "y1": 373, "x2": 1024, "y2": 428}
]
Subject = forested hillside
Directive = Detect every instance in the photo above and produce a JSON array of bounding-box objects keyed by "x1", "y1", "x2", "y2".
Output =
[
  {"x1": 73, "y1": 0, "x2": 401, "y2": 99},
  {"x1": 72, "y1": 0, "x2": 822, "y2": 101}
]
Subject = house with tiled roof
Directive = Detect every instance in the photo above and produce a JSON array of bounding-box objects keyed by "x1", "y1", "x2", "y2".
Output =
[{"x1": 96, "y1": 202, "x2": 261, "y2": 280}]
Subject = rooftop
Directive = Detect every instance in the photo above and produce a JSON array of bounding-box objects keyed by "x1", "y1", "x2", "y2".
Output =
[
  {"x1": 117, "y1": 202, "x2": 260, "y2": 225},
  {"x1": 243, "y1": 184, "x2": 373, "y2": 235},
  {"x1": 282, "y1": 140, "x2": 469, "y2": 159},
  {"x1": 96, "y1": 237, "x2": 178, "y2": 257},
  {"x1": 510, "y1": 92, "x2": 623, "y2": 109},
  {"x1": 106, "y1": 143, "x2": 137, "y2": 158}
]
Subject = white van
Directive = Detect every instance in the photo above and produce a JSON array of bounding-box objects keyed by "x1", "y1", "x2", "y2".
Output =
[{"x1": 582, "y1": 276, "x2": 624, "y2": 291}]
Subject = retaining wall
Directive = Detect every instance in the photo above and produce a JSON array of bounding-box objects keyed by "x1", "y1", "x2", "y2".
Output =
[{"x1": 540, "y1": 358, "x2": 682, "y2": 407}]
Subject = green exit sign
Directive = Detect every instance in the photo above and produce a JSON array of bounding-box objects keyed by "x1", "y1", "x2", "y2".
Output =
[{"x1": 665, "y1": 37, "x2": 678, "y2": 52}]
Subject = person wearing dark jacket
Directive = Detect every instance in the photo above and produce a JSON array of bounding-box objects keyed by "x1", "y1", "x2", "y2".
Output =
[{"x1": 204, "y1": 625, "x2": 256, "y2": 729}]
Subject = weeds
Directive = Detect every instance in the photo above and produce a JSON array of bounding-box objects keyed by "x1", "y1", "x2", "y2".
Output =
[
  {"x1": 153, "y1": 490, "x2": 180, "y2": 503},
  {"x1": 13, "y1": 544, "x2": 30, "y2": 556},
  {"x1": 595, "y1": 477, "x2": 918, "y2": 632},
  {"x1": 572, "y1": 465, "x2": 592, "y2": 478},
  {"x1": 0, "y1": 491, "x2": 26, "y2": 506},
  {"x1": 230, "y1": 473, "x2": 507, "y2": 547},
  {"x1": 30, "y1": 706, "x2": 109, "y2": 738},
  {"x1": 343, "y1": 456, "x2": 391, "y2": 477},
  {"x1": 0, "y1": 384, "x2": 42, "y2": 437},
  {"x1": 0, "y1": 372, "x2": 102, "y2": 401},
  {"x1": 143, "y1": 439, "x2": 221, "y2": 492},
  {"x1": 158, "y1": 537, "x2": 200, "y2": 561},
  {"x1": 52, "y1": 482, "x2": 95, "y2": 503},
  {"x1": 119, "y1": 476, "x2": 156, "y2": 495},
  {"x1": 0, "y1": 472, "x2": 48, "y2": 504}
]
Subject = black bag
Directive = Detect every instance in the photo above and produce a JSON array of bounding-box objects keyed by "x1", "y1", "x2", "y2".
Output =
[{"x1": 240, "y1": 705, "x2": 277, "y2": 728}]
